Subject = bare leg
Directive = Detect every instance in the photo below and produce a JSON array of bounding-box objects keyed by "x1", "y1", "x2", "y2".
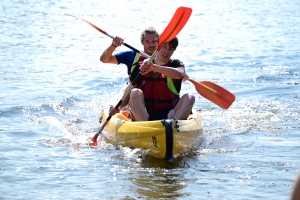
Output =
[
  {"x1": 129, "y1": 88, "x2": 149, "y2": 121},
  {"x1": 172, "y1": 93, "x2": 195, "y2": 120},
  {"x1": 291, "y1": 173, "x2": 300, "y2": 200}
]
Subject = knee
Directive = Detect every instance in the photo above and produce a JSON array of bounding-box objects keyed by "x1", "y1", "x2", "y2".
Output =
[
  {"x1": 189, "y1": 94, "x2": 195, "y2": 104},
  {"x1": 182, "y1": 93, "x2": 195, "y2": 105},
  {"x1": 130, "y1": 88, "x2": 143, "y2": 99}
]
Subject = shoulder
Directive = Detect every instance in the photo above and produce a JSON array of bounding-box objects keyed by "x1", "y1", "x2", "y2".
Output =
[
  {"x1": 170, "y1": 59, "x2": 185, "y2": 68},
  {"x1": 115, "y1": 50, "x2": 136, "y2": 58},
  {"x1": 115, "y1": 50, "x2": 137, "y2": 65}
]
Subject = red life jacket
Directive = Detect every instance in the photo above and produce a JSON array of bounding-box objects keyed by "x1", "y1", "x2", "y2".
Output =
[{"x1": 138, "y1": 59, "x2": 182, "y2": 112}]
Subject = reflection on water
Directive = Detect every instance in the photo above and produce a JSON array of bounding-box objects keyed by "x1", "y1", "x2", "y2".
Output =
[
  {"x1": 139, "y1": 156, "x2": 188, "y2": 169},
  {"x1": 130, "y1": 156, "x2": 189, "y2": 199}
]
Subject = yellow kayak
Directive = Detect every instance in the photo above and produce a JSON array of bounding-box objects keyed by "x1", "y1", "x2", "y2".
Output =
[{"x1": 99, "y1": 109, "x2": 203, "y2": 160}]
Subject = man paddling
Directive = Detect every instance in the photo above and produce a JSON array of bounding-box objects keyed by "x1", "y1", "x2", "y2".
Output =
[
  {"x1": 100, "y1": 27, "x2": 159, "y2": 112},
  {"x1": 129, "y1": 37, "x2": 195, "y2": 121}
]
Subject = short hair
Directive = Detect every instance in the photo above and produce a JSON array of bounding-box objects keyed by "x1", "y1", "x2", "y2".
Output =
[
  {"x1": 167, "y1": 37, "x2": 179, "y2": 50},
  {"x1": 140, "y1": 26, "x2": 159, "y2": 41}
]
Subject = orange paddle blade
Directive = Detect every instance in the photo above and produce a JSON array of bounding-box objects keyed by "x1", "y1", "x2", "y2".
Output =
[
  {"x1": 158, "y1": 7, "x2": 192, "y2": 50},
  {"x1": 189, "y1": 79, "x2": 235, "y2": 109},
  {"x1": 147, "y1": 6, "x2": 192, "y2": 63}
]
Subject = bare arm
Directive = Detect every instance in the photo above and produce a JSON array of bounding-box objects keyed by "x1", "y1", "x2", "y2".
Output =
[
  {"x1": 100, "y1": 36, "x2": 123, "y2": 64},
  {"x1": 140, "y1": 61, "x2": 185, "y2": 79}
]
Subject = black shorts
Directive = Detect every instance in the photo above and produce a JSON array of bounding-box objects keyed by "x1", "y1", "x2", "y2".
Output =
[{"x1": 148, "y1": 109, "x2": 171, "y2": 121}]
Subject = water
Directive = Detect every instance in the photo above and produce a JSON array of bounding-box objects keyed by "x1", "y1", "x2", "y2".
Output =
[{"x1": 1, "y1": 0, "x2": 300, "y2": 199}]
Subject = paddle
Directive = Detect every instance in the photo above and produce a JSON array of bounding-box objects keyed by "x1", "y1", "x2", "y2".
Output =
[
  {"x1": 189, "y1": 79, "x2": 235, "y2": 109},
  {"x1": 67, "y1": 12, "x2": 236, "y2": 110},
  {"x1": 67, "y1": 7, "x2": 192, "y2": 58},
  {"x1": 66, "y1": 13, "x2": 149, "y2": 58},
  {"x1": 88, "y1": 7, "x2": 193, "y2": 145}
]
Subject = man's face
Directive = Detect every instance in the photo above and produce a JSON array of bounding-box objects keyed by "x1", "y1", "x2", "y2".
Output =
[
  {"x1": 141, "y1": 33, "x2": 158, "y2": 55},
  {"x1": 156, "y1": 42, "x2": 175, "y2": 64}
]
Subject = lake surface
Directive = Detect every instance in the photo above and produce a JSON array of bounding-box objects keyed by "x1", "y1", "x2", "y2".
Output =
[{"x1": 1, "y1": 0, "x2": 300, "y2": 199}]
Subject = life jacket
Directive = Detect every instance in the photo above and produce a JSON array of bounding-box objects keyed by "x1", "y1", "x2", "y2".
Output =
[
  {"x1": 138, "y1": 60, "x2": 182, "y2": 112},
  {"x1": 128, "y1": 53, "x2": 147, "y2": 83}
]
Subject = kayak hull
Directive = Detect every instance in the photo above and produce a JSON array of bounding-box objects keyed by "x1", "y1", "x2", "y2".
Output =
[{"x1": 99, "y1": 109, "x2": 203, "y2": 159}]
